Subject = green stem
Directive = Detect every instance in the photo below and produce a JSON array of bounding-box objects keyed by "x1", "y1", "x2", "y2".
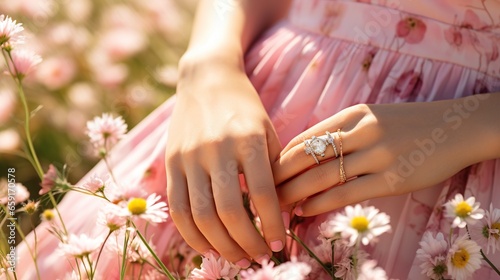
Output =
[
  {"x1": 270, "y1": 256, "x2": 281, "y2": 265},
  {"x1": 331, "y1": 240, "x2": 335, "y2": 280},
  {"x1": 288, "y1": 228, "x2": 333, "y2": 277},
  {"x1": 15, "y1": 74, "x2": 43, "y2": 179},
  {"x1": 120, "y1": 227, "x2": 130, "y2": 280},
  {"x1": 47, "y1": 193, "x2": 68, "y2": 236},
  {"x1": 131, "y1": 222, "x2": 176, "y2": 280},
  {"x1": 94, "y1": 231, "x2": 112, "y2": 275},
  {"x1": 0, "y1": 204, "x2": 41, "y2": 280},
  {"x1": 480, "y1": 249, "x2": 500, "y2": 275}
]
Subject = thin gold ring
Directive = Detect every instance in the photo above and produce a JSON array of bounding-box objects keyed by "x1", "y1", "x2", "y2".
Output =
[{"x1": 337, "y1": 129, "x2": 347, "y2": 184}]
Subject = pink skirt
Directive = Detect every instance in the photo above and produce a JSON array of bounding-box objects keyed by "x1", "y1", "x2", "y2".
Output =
[{"x1": 14, "y1": 0, "x2": 500, "y2": 279}]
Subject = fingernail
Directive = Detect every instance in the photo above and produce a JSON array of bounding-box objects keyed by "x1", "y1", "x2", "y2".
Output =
[
  {"x1": 294, "y1": 205, "x2": 303, "y2": 216},
  {"x1": 236, "y1": 258, "x2": 251, "y2": 268},
  {"x1": 270, "y1": 240, "x2": 283, "y2": 252},
  {"x1": 255, "y1": 254, "x2": 270, "y2": 265},
  {"x1": 202, "y1": 249, "x2": 219, "y2": 258},
  {"x1": 281, "y1": 211, "x2": 290, "y2": 229}
]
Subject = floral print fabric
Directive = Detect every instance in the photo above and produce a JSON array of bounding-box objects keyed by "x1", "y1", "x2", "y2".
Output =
[{"x1": 14, "y1": 1, "x2": 500, "y2": 279}]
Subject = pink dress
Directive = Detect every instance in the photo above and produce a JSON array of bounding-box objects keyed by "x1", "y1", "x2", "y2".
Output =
[{"x1": 13, "y1": 0, "x2": 500, "y2": 279}]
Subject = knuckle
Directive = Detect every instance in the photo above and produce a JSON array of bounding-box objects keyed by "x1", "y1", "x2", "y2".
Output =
[
  {"x1": 169, "y1": 202, "x2": 191, "y2": 220},
  {"x1": 192, "y1": 208, "x2": 218, "y2": 228},
  {"x1": 217, "y1": 202, "x2": 245, "y2": 223}
]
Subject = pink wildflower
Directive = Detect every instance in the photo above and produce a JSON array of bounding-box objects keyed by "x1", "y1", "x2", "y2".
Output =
[
  {"x1": 189, "y1": 252, "x2": 239, "y2": 280},
  {"x1": 86, "y1": 113, "x2": 127, "y2": 154},
  {"x1": 7, "y1": 49, "x2": 42, "y2": 79},
  {"x1": 81, "y1": 174, "x2": 105, "y2": 193},
  {"x1": 0, "y1": 14, "x2": 24, "y2": 47},
  {"x1": 357, "y1": 260, "x2": 388, "y2": 280},
  {"x1": 97, "y1": 204, "x2": 127, "y2": 232},
  {"x1": 35, "y1": 55, "x2": 76, "y2": 90},
  {"x1": 469, "y1": 204, "x2": 500, "y2": 254},
  {"x1": 58, "y1": 234, "x2": 104, "y2": 258},
  {"x1": 39, "y1": 164, "x2": 57, "y2": 195},
  {"x1": 0, "y1": 178, "x2": 29, "y2": 205},
  {"x1": 416, "y1": 231, "x2": 448, "y2": 279}
]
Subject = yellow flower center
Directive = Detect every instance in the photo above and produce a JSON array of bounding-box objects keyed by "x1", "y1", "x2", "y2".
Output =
[
  {"x1": 451, "y1": 248, "x2": 470, "y2": 268},
  {"x1": 455, "y1": 201, "x2": 472, "y2": 218},
  {"x1": 492, "y1": 222, "x2": 500, "y2": 240},
  {"x1": 350, "y1": 216, "x2": 369, "y2": 232},
  {"x1": 42, "y1": 209, "x2": 55, "y2": 221},
  {"x1": 128, "y1": 198, "x2": 147, "y2": 215}
]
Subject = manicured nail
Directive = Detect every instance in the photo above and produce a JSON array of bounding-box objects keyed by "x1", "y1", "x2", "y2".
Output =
[
  {"x1": 294, "y1": 205, "x2": 303, "y2": 216},
  {"x1": 281, "y1": 211, "x2": 290, "y2": 229},
  {"x1": 270, "y1": 240, "x2": 283, "y2": 252},
  {"x1": 236, "y1": 258, "x2": 251, "y2": 268},
  {"x1": 202, "y1": 249, "x2": 219, "y2": 258},
  {"x1": 255, "y1": 254, "x2": 270, "y2": 265}
]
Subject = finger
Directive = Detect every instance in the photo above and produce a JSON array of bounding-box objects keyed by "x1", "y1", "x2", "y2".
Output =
[
  {"x1": 187, "y1": 165, "x2": 251, "y2": 266},
  {"x1": 295, "y1": 174, "x2": 386, "y2": 216},
  {"x1": 277, "y1": 151, "x2": 372, "y2": 206},
  {"x1": 210, "y1": 159, "x2": 272, "y2": 264},
  {"x1": 274, "y1": 129, "x2": 360, "y2": 185},
  {"x1": 166, "y1": 162, "x2": 212, "y2": 256},
  {"x1": 242, "y1": 145, "x2": 286, "y2": 254}
]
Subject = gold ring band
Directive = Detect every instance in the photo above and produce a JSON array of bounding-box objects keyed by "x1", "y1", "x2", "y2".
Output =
[{"x1": 337, "y1": 129, "x2": 347, "y2": 184}]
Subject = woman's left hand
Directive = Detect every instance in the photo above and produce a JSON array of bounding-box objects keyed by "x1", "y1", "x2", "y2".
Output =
[{"x1": 273, "y1": 96, "x2": 499, "y2": 217}]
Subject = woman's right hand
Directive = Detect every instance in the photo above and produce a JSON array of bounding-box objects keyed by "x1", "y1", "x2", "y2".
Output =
[{"x1": 165, "y1": 52, "x2": 286, "y2": 267}]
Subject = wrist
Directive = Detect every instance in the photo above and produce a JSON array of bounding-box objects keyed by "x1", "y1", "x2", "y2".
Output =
[{"x1": 450, "y1": 93, "x2": 500, "y2": 164}]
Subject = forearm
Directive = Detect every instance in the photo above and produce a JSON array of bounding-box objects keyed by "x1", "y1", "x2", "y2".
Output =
[
  {"x1": 449, "y1": 93, "x2": 500, "y2": 165},
  {"x1": 181, "y1": 0, "x2": 291, "y2": 70}
]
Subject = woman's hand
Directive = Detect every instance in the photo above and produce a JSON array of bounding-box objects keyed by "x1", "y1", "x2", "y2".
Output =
[
  {"x1": 274, "y1": 95, "x2": 500, "y2": 216},
  {"x1": 166, "y1": 55, "x2": 286, "y2": 267}
]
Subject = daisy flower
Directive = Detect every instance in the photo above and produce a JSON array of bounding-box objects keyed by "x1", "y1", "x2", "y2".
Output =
[
  {"x1": 416, "y1": 231, "x2": 448, "y2": 279},
  {"x1": 0, "y1": 15, "x2": 24, "y2": 47},
  {"x1": 444, "y1": 194, "x2": 484, "y2": 228},
  {"x1": 318, "y1": 214, "x2": 339, "y2": 241},
  {"x1": 121, "y1": 193, "x2": 168, "y2": 224},
  {"x1": 330, "y1": 204, "x2": 391, "y2": 246},
  {"x1": 128, "y1": 237, "x2": 154, "y2": 263},
  {"x1": 357, "y1": 260, "x2": 388, "y2": 280},
  {"x1": 189, "y1": 252, "x2": 239, "y2": 280},
  {"x1": 97, "y1": 204, "x2": 127, "y2": 232},
  {"x1": 446, "y1": 234, "x2": 482, "y2": 280},
  {"x1": 41, "y1": 209, "x2": 55, "y2": 222},
  {"x1": 7, "y1": 49, "x2": 42, "y2": 79},
  {"x1": 470, "y1": 204, "x2": 500, "y2": 254},
  {"x1": 272, "y1": 257, "x2": 311, "y2": 280},
  {"x1": 58, "y1": 234, "x2": 104, "y2": 259},
  {"x1": 17, "y1": 200, "x2": 39, "y2": 215},
  {"x1": 240, "y1": 259, "x2": 275, "y2": 280},
  {"x1": 81, "y1": 173, "x2": 105, "y2": 193},
  {"x1": 86, "y1": 113, "x2": 127, "y2": 154},
  {"x1": 39, "y1": 164, "x2": 58, "y2": 195},
  {"x1": 0, "y1": 178, "x2": 29, "y2": 205}
]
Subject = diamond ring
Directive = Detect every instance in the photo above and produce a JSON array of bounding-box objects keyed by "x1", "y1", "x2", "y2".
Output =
[{"x1": 304, "y1": 135, "x2": 329, "y2": 165}]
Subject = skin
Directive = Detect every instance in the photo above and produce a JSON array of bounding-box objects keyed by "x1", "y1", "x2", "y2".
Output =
[
  {"x1": 275, "y1": 96, "x2": 500, "y2": 216},
  {"x1": 167, "y1": 0, "x2": 500, "y2": 267},
  {"x1": 166, "y1": 0, "x2": 292, "y2": 267}
]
